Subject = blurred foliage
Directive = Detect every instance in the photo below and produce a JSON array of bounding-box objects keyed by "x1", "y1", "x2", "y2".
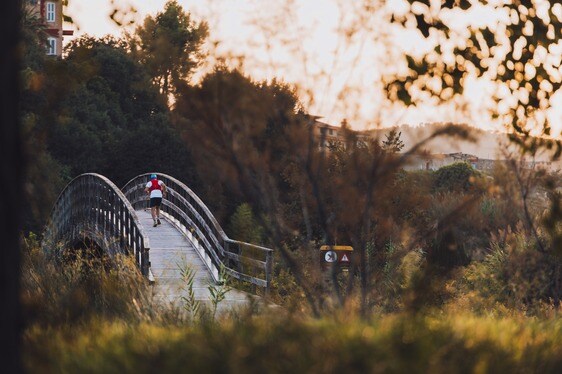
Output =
[
  {"x1": 173, "y1": 66, "x2": 305, "y2": 221},
  {"x1": 20, "y1": 234, "x2": 153, "y2": 326},
  {"x1": 455, "y1": 226, "x2": 562, "y2": 311},
  {"x1": 387, "y1": 0, "x2": 562, "y2": 157},
  {"x1": 23, "y1": 310, "x2": 562, "y2": 373},
  {"x1": 19, "y1": 8, "x2": 67, "y2": 232}
]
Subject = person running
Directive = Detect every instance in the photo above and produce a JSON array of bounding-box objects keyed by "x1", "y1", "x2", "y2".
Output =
[{"x1": 145, "y1": 174, "x2": 167, "y2": 227}]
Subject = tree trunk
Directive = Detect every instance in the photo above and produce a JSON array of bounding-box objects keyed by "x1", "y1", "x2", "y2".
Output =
[{"x1": 1, "y1": 0, "x2": 23, "y2": 372}]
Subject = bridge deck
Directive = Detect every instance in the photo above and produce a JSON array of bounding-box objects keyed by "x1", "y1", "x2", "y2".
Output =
[{"x1": 136, "y1": 209, "x2": 254, "y2": 313}]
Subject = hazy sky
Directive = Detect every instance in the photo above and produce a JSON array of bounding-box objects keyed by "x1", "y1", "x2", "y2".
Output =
[{"x1": 64, "y1": 0, "x2": 561, "y2": 135}]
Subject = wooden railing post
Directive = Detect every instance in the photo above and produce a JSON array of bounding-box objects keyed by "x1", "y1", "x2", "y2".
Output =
[
  {"x1": 141, "y1": 245, "x2": 150, "y2": 277},
  {"x1": 265, "y1": 251, "x2": 273, "y2": 297}
]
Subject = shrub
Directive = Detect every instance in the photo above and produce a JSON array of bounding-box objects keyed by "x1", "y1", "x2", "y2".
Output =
[
  {"x1": 433, "y1": 162, "x2": 477, "y2": 192},
  {"x1": 20, "y1": 235, "x2": 154, "y2": 326},
  {"x1": 228, "y1": 203, "x2": 264, "y2": 244},
  {"x1": 456, "y1": 228, "x2": 562, "y2": 312}
]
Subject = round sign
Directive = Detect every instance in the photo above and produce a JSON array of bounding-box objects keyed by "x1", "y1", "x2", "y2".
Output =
[{"x1": 324, "y1": 250, "x2": 337, "y2": 263}]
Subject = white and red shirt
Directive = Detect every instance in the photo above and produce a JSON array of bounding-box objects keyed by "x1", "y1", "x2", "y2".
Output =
[{"x1": 146, "y1": 179, "x2": 164, "y2": 198}]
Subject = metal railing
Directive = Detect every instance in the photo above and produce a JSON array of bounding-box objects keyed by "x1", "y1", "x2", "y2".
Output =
[
  {"x1": 43, "y1": 173, "x2": 151, "y2": 276},
  {"x1": 123, "y1": 173, "x2": 273, "y2": 292}
]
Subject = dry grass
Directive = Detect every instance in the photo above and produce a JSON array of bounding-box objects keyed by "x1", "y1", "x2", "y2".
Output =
[{"x1": 23, "y1": 310, "x2": 562, "y2": 373}]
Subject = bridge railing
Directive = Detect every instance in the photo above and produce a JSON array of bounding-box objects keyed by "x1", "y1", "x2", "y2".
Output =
[
  {"x1": 123, "y1": 173, "x2": 273, "y2": 292},
  {"x1": 43, "y1": 173, "x2": 151, "y2": 276}
]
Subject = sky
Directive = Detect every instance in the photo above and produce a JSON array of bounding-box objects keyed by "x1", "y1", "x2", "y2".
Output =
[{"x1": 63, "y1": 0, "x2": 562, "y2": 136}]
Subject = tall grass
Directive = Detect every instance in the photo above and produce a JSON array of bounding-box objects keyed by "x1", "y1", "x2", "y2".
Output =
[
  {"x1": 23, "y1": 311, "x2": 562, "y2": 373},
  {"x1": 20, "y1": 234, "x2": 188, "y2": 327},
  {"x1": 21, "y1": 230, "x2": 562, "y2": 372}
]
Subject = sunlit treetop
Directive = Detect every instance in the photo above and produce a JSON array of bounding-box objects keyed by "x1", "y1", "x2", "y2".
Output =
[
  {"x1": 387, "y1": 0, "x2": 562, "y2": 157},
  {"x1": 128, "y1": 0, "x2": 208, "y2": 98}
]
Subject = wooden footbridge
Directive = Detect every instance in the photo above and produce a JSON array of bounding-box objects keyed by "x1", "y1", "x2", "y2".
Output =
[{"x1": 42, "y1": 173, "x2": 273, "y2": 312}]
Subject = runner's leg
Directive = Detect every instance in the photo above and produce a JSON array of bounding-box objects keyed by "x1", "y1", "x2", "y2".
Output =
[
  {"x1": 156, "y1": 203, "x2": 161, "y2": 224},
  {"x1": 150, "y1": 198, "x2": 158, "y2": 226}
]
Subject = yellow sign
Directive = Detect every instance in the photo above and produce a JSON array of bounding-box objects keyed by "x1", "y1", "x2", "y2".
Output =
[
  {"x1": 320, "y1": 245, "x2": 353, "y2": 252},
  {"x1": 320, "y1": 245, "x2": 353, "y2": 268}
]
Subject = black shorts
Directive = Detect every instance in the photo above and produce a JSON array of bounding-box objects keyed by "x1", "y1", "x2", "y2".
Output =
[{"x1": 149, "y1": 197, "x2": 162, "y2": 207}]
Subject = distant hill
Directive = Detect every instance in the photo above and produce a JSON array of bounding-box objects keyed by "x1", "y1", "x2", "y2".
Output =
[{"x1": 370, "y1": 123, "x2": 554, "y2": 162}]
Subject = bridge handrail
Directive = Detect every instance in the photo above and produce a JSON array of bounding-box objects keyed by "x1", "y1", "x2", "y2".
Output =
[
  {"x1": 43, "y1": 173, "x2": 151, "y2": 276},
  {"x1": 122, "y1": 173, "x2": 273, "y2": 291}
]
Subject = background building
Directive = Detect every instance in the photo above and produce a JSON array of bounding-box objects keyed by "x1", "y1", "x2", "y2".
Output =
[{"x1": 26, "y1": 0, "x2": 73, "y2": 56}]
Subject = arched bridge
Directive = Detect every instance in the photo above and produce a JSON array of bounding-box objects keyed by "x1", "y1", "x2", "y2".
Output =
[{"x1": 43, "y1": 172, "x2": 273, "y2": 308}]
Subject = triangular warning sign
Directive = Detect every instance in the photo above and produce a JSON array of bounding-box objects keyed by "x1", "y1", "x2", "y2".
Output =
[{"x1": 341, "y1": 254, "x2": 349, "y2": 262}]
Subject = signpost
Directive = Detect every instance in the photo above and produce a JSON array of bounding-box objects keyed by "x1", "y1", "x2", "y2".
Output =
[{"x1": 320, "y1": 245, "x2": 353, "y2": 271}]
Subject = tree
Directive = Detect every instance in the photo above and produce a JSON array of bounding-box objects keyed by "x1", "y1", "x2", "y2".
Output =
[
  {"x1": 228, "y1": 203, "x2": 264, "y2": 244},
  {"x1": 111, "y1": 117, "x2": 199, "y2": 188},
  {"x1": 130, "y1": 0, "x2": 208, "y2": 97},
  {"x1": 381, "y1": 129, "x2": 405, "y2": 153},
  {"x1": 64, "y1": 36, "x2": 167, "y2": 124},
  {"x1": 19, "y1": 1, "x2": 68, "y2": 232},
  {"x1": 44, "y1": 36, "x2": 196, "y2": 186},
  {"x1": 433, "y1": 161, "x2": 477, "y2": 192},
  {"x1": 386, "y1": 1, "x2": 562, "y2": 157},
  {"x1": 173, "y1": 67, "x2": 306, "y2": 218}
]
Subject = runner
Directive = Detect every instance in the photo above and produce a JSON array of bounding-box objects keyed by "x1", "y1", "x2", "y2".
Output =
[{"x1": 145, "y1": 174, "x2": 167, "y2": 227}]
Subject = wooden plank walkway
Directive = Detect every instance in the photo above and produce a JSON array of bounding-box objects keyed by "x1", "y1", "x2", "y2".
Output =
[{"x1": 136, "y1": 209, "x2": 258, "y2": 314}]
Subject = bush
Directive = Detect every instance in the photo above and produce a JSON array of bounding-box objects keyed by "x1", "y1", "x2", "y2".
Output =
[
  {"x1": 455, "y1": 227, "x2": 562, "y2": 311},
  {"x1": 433, "y1": 162, "x2": 477, "y2": 192}
]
